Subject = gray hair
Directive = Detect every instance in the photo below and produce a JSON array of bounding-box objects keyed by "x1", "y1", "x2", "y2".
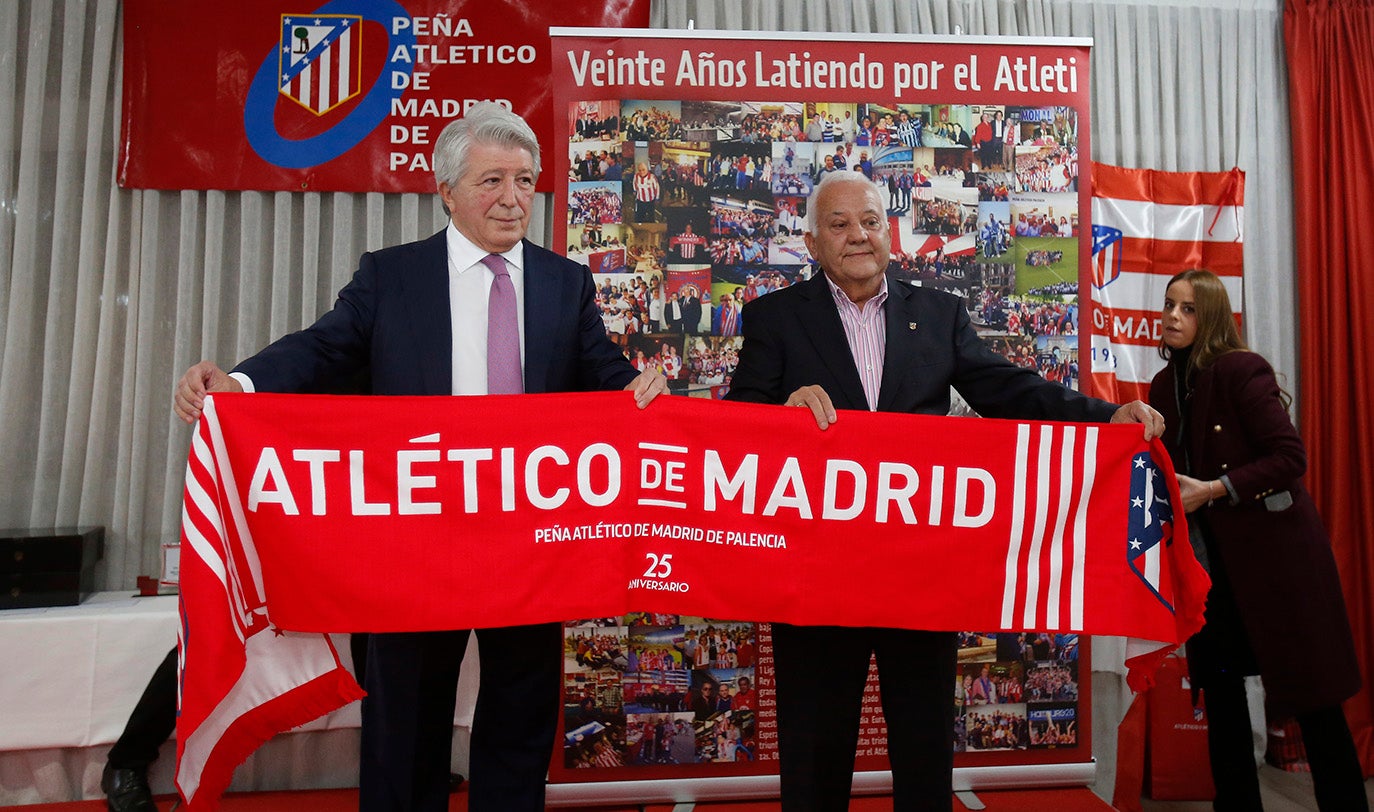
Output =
[
  {"x1": 432, "y1": 102, "x2": 541, "y2": 190},
  {"x1": 805, "y1": 171, "x2": 884, "y2": 233}
]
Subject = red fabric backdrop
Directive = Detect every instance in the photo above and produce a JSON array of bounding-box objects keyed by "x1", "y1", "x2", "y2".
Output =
[{"x1": 1285, "y1": 0, "x2": 1374, "y2": 775}]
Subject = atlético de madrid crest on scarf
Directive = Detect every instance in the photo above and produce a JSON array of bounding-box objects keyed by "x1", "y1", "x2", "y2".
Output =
[
  {"x1": 1127, "y1": 452, "x2": 1175, "y2": 611},
  {"x1": 278, "y1": 14, "x2": 362, "y2": 115}
]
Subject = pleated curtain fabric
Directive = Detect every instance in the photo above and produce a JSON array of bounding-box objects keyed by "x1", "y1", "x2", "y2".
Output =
[{"x1": 0, "y1": 0, "x2": 1299, "y2": 600}]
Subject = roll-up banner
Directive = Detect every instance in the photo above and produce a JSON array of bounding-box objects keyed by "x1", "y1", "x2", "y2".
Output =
[{"x1": 547, "y1": 28, "x2": 1097, "y2": 802}]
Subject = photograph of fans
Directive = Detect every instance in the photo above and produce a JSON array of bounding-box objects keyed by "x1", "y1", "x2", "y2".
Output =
[
  {"x1": 970, "y1": 105, "x2": 1011, "y2": 170},
  {"x1": 659, "y1": 143, "x2": 711, "y2": 207},
  {"x1": 1013, "y1": 205, "x2": 1079, "y2": 237},
  {"x1": 957, "y1": 632, "x2": 999, "y2": 661},
  {"x1": 710, "y1": 195, "x2": 775, "y2": 238},
  {"x1": 770, "y1": 141, "x2": 815, "y2": 196},
  {"x1": 1016, "y1": 105, "x2": 1076, "y2": 146},
  {"x1": 701, "y1": 707, "x2": 757, "y2": 762},
  {"x1": 1028, "y1": 706, "x2": 1078, "y2": 747},
  {"x1": 564, "y1": 717, "x2": 628, "y2": 769},
  {"x1": 667, "y1": 219, "x2": 709, "y2": 263},
  {"x1": 773, "y1": 196, "x2": 806, "y2": 235},
  {"x1": 889, "y1": 248, "x2": 978, "y2": 290},
  {"x1": 731, "y1": 100, "x2": 808, "y2": 143},
  {"x1": 1025, "y1": 249, "x2": 1064, "y2": 267},
  {"x1": 593, "y1": 270, "x2": 660, "y2": 349},
  {"x1": 680, "y1": 99, "x2": 747, "y2": 140},
  {"x1": 569, "y1": 181, "x2": 623, "y2": 225},
  {"x1": 976, "y1": 201, "x2": 1012, "y2": 259},
  {"x1": 657, "y1": 269, "x2": 710, "y2": 334},
  {"x1": 624, "y1": 224, "x2": 666, "y2": 274},
  {"x1": 625, "y1": 713, "x2": 698, "y2": 764},
  {"x1": 626, "y1": 335, "x2": 687, "y2": 384},
  {"x1": 974, "y1": 172, "x2": 1014, "y2": 201},
  {"x1": 569, "y1": 143, "x2": 624, "y2": 183},
  {"x1": 1015, "y1": 144, "x2": 1078, "y2": 193},
  {"x1": 769, "y1": 234, "x2": 810, "y2": 265},
  {"x1": 1010, "y1": 235, "x2": 1079, "y2": 294},
  {"x1": 708, "y1": 142, "x2": 774, "y2": 192},
  {"x1": 623, "y1": 100, "x2": 684, "y2": 142},
  {"x1": 686, "y1": 336, "x2": 741, "y2": 387},
  {"x1": 1026, "y1": 661, "x2": 1080, "y2": 703},
  {"x1": 958, "y1": 662, "x2": 1026, "y2": 706},
  {"x1": 569, "y1": 100, "x2": 620, "y2": 143},
  {"x1": 961, "y1": 707, "x2": 1030, "y2": 751},
  {"x1": 567, "y1": 222, "x2": 625, "y2": 261},
  {"x1": 910, "y1": 189, "x2": 978, "y2": 234},
  {"x1": 564, "y1": 625, "x2": 630, "y2": 673}
]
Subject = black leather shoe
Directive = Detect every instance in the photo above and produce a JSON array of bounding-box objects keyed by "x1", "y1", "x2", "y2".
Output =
[{"x1": 101, "y1": 765, "x2": 158, "y2": 812}]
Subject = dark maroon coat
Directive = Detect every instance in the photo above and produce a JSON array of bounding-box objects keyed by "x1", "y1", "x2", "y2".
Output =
[{"x1": 1150, "y1": 350, "x2": 1360, "y2": 716}]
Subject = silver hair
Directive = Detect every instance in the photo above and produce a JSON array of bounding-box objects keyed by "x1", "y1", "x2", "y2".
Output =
[
  {"x1": 432, "y1": 102, "x2": 541, "y2": 191},
  {"x1": 805, "y1": 171, "x2": 884, "y2": 233}
]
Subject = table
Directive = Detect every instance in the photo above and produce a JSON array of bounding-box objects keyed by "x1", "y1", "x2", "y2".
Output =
[{"x1": 0, "y1": 592, "x2": 482, "y2": 804}]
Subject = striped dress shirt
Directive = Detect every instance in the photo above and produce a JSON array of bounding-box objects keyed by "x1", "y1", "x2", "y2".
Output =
[{"x1": 825, "y1": 274, "x2": 887, "y2": 410}]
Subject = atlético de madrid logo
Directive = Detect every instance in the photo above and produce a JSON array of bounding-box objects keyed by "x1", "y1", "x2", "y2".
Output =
[
  {"x1": 278, "y1": 15, "x2": 363, "y2": 115},
  {"x1": 245, "y1": 0, "x2": 411, "y2": 169}
]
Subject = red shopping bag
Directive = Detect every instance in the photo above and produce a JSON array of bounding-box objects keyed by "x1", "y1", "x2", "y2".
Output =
[
  {"x1": 1146, "y1": 655, "x2": 1216, "y2": 800},
  {"x1": 1113, "y1": 654, "x2": 1215, "y2": 810}
]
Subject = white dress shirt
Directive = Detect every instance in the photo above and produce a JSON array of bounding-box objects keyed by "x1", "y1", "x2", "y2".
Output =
[{"x1": 230, "y1": 222, "x2": 525, "y2": 396}]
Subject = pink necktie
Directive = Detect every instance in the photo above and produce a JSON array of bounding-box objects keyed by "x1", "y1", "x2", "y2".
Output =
[{"x1": 482, "y1": 254, "x2": 523, "y2": 394}]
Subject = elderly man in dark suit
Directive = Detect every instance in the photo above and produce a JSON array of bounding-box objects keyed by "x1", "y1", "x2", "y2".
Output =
[
  {"x1": 174, "y1": 103, "x2": 665, "y2": 812},
  {"x1": 724, "y1": 170, "x2": 1162, "y2": 811}
]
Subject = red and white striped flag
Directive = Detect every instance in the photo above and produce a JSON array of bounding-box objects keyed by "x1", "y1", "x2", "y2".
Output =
[
  {"x1": 175, "y1": 399, "x2": 363, "y2": 811},
  {"x1": 1087, "y1": 164, "x2": 1244, "y2": 403}
]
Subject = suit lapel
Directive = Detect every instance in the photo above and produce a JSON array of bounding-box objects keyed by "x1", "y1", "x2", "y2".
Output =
[
  {"x1": 405, "y1": 231, "x2": 453, "y2": 395},
  {"x1": 877, "y1": 280, "x2": 920, "y2": 411},
  {"x1": 522, "y1": 240, "x2": 555, "y2": 394},
  {"x1": 795, "y1": 273, "x2": 869, "y2": 410}
]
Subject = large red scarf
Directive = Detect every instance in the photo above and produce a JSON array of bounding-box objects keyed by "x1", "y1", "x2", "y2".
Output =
[{"x1": 175, "y1": 391, "x2": 1208, "y2": 809}]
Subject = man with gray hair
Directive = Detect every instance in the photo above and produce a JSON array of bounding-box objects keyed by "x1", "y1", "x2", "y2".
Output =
[
  {"x1": 725, "y1": 169, "x2": 1161, "y2": 811},
  {"x1": 173, "y1": 102, "x2": 665, "y2": 812}
]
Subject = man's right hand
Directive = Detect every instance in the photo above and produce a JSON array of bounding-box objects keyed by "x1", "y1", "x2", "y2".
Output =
[
  {"x1": 174, "y1": 361, "x2": 243, "y2": 424},
  {"x1": 785, "y1": 384, "x2": 837, "y2": 430}
]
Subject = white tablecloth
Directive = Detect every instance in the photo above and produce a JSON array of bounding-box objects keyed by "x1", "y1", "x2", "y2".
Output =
[{"x1": 0, "y1": 592, "x2": 480, "y2": 804}]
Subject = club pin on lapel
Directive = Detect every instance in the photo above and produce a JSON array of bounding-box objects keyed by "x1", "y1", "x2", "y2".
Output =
[{"x1": 908, "y1": 321, "x2": 918, "y2": 330}]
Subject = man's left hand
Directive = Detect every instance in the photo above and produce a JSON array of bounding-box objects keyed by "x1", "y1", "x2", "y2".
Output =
[
  {"x1": 1110, "y1": 400, "x2": 1164, "y2": 441},
  {"x1": 625, "y1": 371, "x2": 669, "y2": 408}
]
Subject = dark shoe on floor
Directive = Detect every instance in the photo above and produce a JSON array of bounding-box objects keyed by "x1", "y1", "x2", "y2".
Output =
[{"x1": 102, "y1": 765, "x2": 158, "y2": 812}]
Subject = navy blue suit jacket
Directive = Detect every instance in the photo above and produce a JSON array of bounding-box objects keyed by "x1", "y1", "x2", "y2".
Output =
[
  {"x1": 234, "y1": 230, "x2": 637, "y2": 396},
  {"x1": 726, "y1": 271, "x2": 1116, "y2": 421}
]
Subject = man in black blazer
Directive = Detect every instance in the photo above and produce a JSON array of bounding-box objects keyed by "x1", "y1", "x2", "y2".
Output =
[
  {"x1": 173, "y1": 103, "x2": 665, "y2": 812},
  {"x1": 724, "y1": 171, "x2": 1161, "y2": 811}
]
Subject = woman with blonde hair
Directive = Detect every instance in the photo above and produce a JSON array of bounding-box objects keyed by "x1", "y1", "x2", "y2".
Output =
[{"x1": 1149, "y1": 269, "x2": 1365, "y2": 811}]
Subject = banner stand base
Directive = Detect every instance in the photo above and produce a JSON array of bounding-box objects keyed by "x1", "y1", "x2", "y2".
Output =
[{"x1": 545, "y1": 761, "x2": 1097, "y2": 807}]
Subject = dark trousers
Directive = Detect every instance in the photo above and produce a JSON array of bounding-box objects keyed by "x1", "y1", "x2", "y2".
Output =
[
  {"x1": 1203, "y1": 672, "x2": 1368, "y2": 811},
  {"x1": 359, "y1": 624, "x2": 561, "y2": 812},
  {"x1": 107, "y1": 648, "x2": 178, "y2": 770},
  {"x1": 772, "y1": 624, "x2": 957, "y2": 812}
]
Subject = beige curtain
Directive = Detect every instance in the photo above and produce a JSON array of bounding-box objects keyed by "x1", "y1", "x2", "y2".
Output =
[{"x1": 0, "y1": 0, "x2": 1291, "y2": 594}]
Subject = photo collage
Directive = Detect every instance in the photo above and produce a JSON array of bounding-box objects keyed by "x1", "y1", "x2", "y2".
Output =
[
  {"x1": 562, "y1": 616, "x2": 760, "y2": 769},
  {"x1": 560, "y1": 97, "x2": 1087, "y2": 767},
  {"x1": 564, "y1": 98, "x2": 1083, "y2": 400},
  {"x1": 953, "y1": 632, "x2": 1082, "y2": 752}
]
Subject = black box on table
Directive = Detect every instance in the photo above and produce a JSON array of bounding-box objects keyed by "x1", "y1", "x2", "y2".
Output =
[{"x1": 0, "y1": 526, "x2": 105, "y2": 609}]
